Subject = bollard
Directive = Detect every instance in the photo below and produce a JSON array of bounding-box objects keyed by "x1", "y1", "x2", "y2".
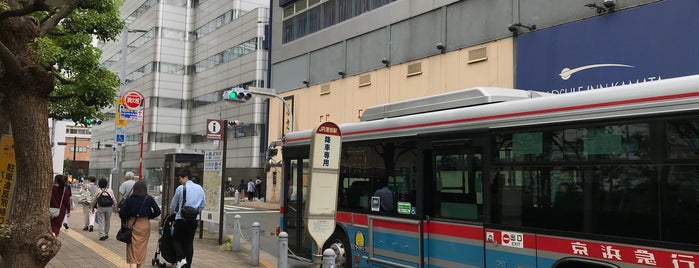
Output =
[
  {"x1": 322, "y1": 248, "x2": 336, "y2": 268},
  {"x1": 251, "y1": 222, "x2": 260, "y2": 266},
  {"x1": 278, "y1": 232, "x2": 288, "y2": 268},
  {"x1": 233, "y1": 215, "x2": 241, "y2": 251},
  {"x1": 233, "y1": 190, "x2": 239, "y2": 204}
]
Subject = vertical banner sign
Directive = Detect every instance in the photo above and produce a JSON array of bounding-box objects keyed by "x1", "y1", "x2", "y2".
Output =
[
  {"x1": 305, "y1": 122, "x2": 342, "y2": 250},
  {"x1": 282, "y1": 96, "x2": 294, "y2": 136},
  {"x1": 0, "y1": 135, "x2": 16, "y2": 224},
  {"x1": 202, "y1": 150, "x2": 222, "y2": 223}
]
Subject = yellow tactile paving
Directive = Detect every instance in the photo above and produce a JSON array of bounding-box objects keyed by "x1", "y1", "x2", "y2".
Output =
[{"x1": 63, "y1": 228, "x2": 129, "y2": 268}]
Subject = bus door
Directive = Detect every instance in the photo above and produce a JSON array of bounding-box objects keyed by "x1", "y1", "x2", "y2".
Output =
[
  {"x1": 283, "y1": 156, "x2": 313, "y2": 261},
  {"x1": 424, "y1": 139, "x2": 485, "y2": 267}
]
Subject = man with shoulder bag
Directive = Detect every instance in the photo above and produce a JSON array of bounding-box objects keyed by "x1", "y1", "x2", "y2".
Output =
[{"x1": 169, "y1": 169, "x2": 206, "y2": 268}]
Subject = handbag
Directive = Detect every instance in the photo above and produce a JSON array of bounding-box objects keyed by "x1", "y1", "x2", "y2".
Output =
[
  {"x1": 49, "y1": 208, "x2": 60, "y2": 218},
  {"x1": 116, "y1": 224, "x2": 134, "y2": 243},
  {"x1": 116, "y1": 197, "x2": 147, "y2": 244},
  {"x1": 49, "y1": 187, "x2": 67, "y2": 219},
  {"x1": 178, "y1": 185, "x2": 199, "y2": 221}
]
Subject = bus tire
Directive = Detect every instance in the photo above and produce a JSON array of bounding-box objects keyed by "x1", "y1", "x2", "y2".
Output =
[{"x1": 324, "y1": 229, "x2": 351, "y2": 268}]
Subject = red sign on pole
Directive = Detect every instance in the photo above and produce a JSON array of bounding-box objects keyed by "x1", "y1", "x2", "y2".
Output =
[{"x1": 122, "y1": 90, "x2": 144, "y2": 110}]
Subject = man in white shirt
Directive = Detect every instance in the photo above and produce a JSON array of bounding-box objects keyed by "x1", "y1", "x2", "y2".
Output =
[{"x1": 169, "y1": 169, "x2": 206, "y2": 268}]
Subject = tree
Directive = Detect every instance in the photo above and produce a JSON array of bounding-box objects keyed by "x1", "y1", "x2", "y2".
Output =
[{"x1": 0, "y1": 0, "x2": 122, "y2": 266}]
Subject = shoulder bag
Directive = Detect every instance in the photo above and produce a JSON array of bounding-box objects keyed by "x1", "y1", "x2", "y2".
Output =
[
  {"x1": 116, "y1": 198, "x2": 147, "y2": 243},
  {"x1": 179, "y1": 185, "x2": 199, "y2": 221},
  {"x1": 117, "y1": 186, "x2": 133, "y2": 210},
  {"x1": 49, "y1": 187, "x2": 66, "y2": 218}
]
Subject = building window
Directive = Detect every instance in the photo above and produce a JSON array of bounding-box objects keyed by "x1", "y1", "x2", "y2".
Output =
[
  {"x1": 231, "y1": 124, "x2": 265, "y2": 138},
  {"x1": 282, "y1": 0, "x2": 396, "y2": 44},
  {"x1": 69, "y1": 146, "x2": 88, "y2": 152}
]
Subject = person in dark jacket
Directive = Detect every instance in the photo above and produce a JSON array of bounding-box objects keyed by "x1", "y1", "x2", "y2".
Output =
[
  {"x1": 119, "y1": 181, "x2": 161, "y2": 268},
  {"x1": 238, "y1": 179, "x2": 246, "y2": 201}
]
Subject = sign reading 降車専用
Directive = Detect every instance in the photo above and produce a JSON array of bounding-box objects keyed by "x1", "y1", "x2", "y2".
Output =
[{"x1": 305, "y1": 121, "x2": 342, "y2": 251}]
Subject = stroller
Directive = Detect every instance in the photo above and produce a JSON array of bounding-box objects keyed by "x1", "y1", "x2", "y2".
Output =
[{"x1": 151, "y1": 213, "x2": 177, "y2": 267}]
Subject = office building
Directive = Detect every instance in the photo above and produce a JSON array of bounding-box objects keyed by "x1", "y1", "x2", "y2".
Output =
[{"x1": 90, "y1": 0, "x2": 271, "y2": 190}]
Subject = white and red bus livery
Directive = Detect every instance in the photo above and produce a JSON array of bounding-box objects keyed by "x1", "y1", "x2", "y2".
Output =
[{"x1": 281, "y1": 75, "x2": 699, "y2": 268}]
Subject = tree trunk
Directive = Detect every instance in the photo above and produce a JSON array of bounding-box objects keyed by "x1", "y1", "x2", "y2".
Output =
[{"x1": 0, "y1": 12, "x2": 61, "y2": 268}]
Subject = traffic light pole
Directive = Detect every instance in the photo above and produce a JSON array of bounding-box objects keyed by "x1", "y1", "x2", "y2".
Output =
[
  {"x1": 247, "y1": 87, "x2": 293, "y2": 134},
  {"x1": 218, "y1": 120, "x2": 228, "y2": 245}
]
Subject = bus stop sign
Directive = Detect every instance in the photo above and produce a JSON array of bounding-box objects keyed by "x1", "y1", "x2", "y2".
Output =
[{"x1": 305, "y1": 122, "x2": 342, "y2": 252}]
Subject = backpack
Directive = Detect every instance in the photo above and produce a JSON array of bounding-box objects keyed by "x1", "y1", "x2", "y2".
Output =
[
  {"x1": 78, "y1": 190, "x2": 92, "y2": 205},
  {"x1": 97, "y1": 190, "x2": 114, "y2": 207}
]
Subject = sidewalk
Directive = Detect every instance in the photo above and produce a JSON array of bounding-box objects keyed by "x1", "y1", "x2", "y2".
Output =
[
  {"x1": 47, "y1": 200, "x2": 278, "y2": 268},
  {"x1": 225, "y1": 197, "x2": 280, "y2": 210}
]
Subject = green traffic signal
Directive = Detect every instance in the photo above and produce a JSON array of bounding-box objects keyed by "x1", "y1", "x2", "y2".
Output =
[
  {"x1": 222, "y1": 87, "x2": 252, "y2": 102},
  {"x1": 82, "y1": 118, "x2": 102, "y2": 126}
]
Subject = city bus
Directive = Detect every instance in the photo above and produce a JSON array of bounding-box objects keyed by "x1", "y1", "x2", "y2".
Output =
[{"x1": 280, "y1": 75, "x2": 699, "y2": 268}]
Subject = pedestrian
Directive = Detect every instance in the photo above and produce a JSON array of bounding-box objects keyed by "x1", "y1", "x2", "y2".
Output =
[
  {"x1": 119, "y1": 181, "x2": 161, "y2": 268},
  {"x1": 246, "y1": 179, "x2": 255, "y2": 201},
  {"x1": 62, "y1": 182, "x2": 73, "y2": 229},
  {"x1": 238, "y1": 179, "x2": 246, "y2": 201},
  {"x1": 50, "y1": 174, "x2": 71, "y2": 237},
  {"x1": 118, "y1": 171, "x2": 137, "y2": 210},
  {"x1": 79, "y1": 176, "x2": 99, "y2": 232},
  {"x1": 169, "y1": 169, "x2": 206, "y2": 268},
  {"x1": 254, "y1": 176, "x2": 263, "y2": 201},
  {"x1": 92, "y1": 178, "x2": 117, "y2": 241}
]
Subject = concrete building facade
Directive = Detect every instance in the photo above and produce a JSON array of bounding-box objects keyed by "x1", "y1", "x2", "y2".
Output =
[
  {"x1": 90, "y1": 0, "x2": 271, "y2": 191},
  {"x1": 264, "y1": 0, "x2": 699, "y2": 206}
]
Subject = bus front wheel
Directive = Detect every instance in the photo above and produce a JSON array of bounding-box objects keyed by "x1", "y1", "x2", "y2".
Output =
[{"x1": 324, "y1": 230, "x2": 350, "y2": 268}]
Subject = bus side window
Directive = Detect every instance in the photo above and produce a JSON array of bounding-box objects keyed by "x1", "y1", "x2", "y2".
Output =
[{"x1": 347, "y1": 180, "x2": 371, "y2": 210}]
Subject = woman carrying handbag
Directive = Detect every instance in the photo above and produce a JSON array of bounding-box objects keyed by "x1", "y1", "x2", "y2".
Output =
[
  {"x1": 49, "y1": 174, "x2": 71, "y2": 237},
  {"x1": 118, "y1": 181, "x2": 161, "y2": 268}
]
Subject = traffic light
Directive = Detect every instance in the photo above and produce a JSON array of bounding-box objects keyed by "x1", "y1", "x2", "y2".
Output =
[
  {"x1": 227, "y1": 120, "x2": 241, "y2": 127},
  {"x1": 81, "y1": 118, "x2": 102, "y2": 126},
  {"x1": 222, "y1": 87, "x2": 252, "y2": 102}
]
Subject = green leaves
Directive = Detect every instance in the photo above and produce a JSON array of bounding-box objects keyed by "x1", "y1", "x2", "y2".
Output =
[
  {"x1": 31, "y1": 37, "x2": 61, "y2": 66},
  {"x1": 33, "y1": 0, "x2": 124, "y2": 122}
]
